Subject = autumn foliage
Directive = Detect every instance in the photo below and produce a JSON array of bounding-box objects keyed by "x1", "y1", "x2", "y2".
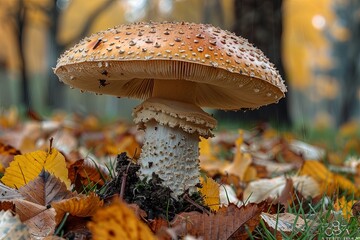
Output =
[{"x1": 0, "y1": 112, "x2": 359, "y2": 239}]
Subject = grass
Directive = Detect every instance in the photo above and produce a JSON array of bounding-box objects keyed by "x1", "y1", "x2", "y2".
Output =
[{"x1": 249, "y1": 194, "x2": 360, "y2": 239}]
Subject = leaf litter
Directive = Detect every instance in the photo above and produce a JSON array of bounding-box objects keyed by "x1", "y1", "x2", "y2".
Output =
[{"x1": 0, "y1": 111, "x2": 359, "y2": 239}]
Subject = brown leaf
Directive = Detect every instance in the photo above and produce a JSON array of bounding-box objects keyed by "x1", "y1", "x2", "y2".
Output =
[
  {"x1": 61, "y1": 215, "x2": 92, "y2": 240},
  {"x1": 0, "y1": 201, "x2": 15, "y2": 211},
  {"x1": 277, "y1": 178, "x2": 295, "y2": 208},
  {"x1": 24, "y1": 207, "x2": 56, "y2": 238},
  {"x1": 0, "y1": 182, "x2": 23, "y2": 200},
  {"x1": 51, "y1": 192, "x2": 103, "y2": 224},
  {"x1": 169, "y1": 203, "x2": 267, "y2": 239},
  {"x1": 0, "y1": 142, "x2": 21, "y2": 169},
  {"x1": 12, "y1": 199, "x2": 48, "y2": 222},
  {"x1": 0, "y1": 142, "x2": 21, "y2": 156},
  {"x1": 68, "y1": 157, "x2": 110, "y2": 187},
  {"x1": 18, "y1": 171, "x2": 74, "y2": 206},
  {"x1": 352, "y1": 200, "x2": 360, "y2": 221}
]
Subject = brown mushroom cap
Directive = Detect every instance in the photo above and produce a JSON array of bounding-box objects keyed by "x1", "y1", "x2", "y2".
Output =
[{"x1": 54, "y1": 22, "x2": 286, "y2": 110}]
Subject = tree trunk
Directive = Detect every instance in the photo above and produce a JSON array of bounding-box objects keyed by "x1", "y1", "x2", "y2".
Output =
[
  {"x1": 17, "y1": 0, "x2": 31, "y2": 109},
  {"x1": 216, "y1": 0, "x2": 290, "y2": 126}
]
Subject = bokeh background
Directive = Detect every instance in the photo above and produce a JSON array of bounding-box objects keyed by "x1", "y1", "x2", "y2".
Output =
[{"x1": 0, "y1": 0, "x2": 359, "y2": 130}]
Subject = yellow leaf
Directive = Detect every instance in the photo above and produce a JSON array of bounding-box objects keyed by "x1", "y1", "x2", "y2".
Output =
[
  {"x1": 300, "y1": 161, "x2": 334, "y2": 195},
  {"x1": 300, "y1": 161, "x2": 359, "y2": 196},
  {"x1": 52, "y1": 192, "x2": 103, "y2": 224},
  {"x1": 88, "y1": 199, "x2": 156, "y2": 240},
  {"x1": 334, "y1": 174, "x2": 359, "y2": 196},
  {"x1": 1, "y1": 148, "x2": 70, "y2": 189},
  {"x1": 334, "y1": 196, "x2": 356, "y2": 221},
  {"x1": 222, "y1": 132, "x2": 252, "y2": 181},
  {"x1": 199, "y1": 177, "x2": 220, "y2": 212}
]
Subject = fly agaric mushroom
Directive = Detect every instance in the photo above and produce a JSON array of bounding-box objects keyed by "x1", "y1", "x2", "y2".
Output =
[{"x1": 54, "y1": 22, "x2": 286, "y2": 198}]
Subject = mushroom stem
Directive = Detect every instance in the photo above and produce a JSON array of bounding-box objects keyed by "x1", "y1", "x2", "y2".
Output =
[
  {"x1": 139, "y1": 120, "x2": 200, "y2": 196},
  {"x1": 133, "y1": 98, "x2": 217, "y2": 198}
]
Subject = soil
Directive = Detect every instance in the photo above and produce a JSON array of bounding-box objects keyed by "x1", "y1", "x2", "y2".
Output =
[{"x1": 99, "y1": 152, "x2": 207, "y2": 220}]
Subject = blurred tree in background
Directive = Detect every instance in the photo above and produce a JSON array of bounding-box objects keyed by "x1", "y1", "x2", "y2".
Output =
[
  {"x1": 283, "y1": 0, "x2": 360, "y2": 129},
  {"x1": 216, "y1": 0, "x2": 290, "y2": 126},
  {"x1": 0, "y1": 0, "x2": 359, "y2": 129}
]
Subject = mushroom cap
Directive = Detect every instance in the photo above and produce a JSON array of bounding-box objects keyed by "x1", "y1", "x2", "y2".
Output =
[{"x1": 54, "y1": 22, "x2": 286, "y2": 110}]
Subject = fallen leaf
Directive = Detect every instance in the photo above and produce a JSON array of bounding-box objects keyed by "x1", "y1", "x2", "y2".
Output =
[
  {"x1": 289, "y1": 140, "x2": 325, "y2": 160},
  {"x1": 219, "y1": 184, "x2": 242, "y2": 207},
  {"x1": 0, "y1": 210, "x2": 31, "y2": 240},
  {"x1": 18, "y1": 171, "x2": 73, "y2": 206},
  {"x1": 24, "y1": 207, "x2": 56, "y2": 238},
  {"x1": 334, "y1": 196, "x2": 356, "y2": 221},
  {"x1": 170, "y1": 203, "x2": 267, "y2": 239},
  {"x1": 52, "y1": 192, "x2": 103, "y2": 224},
  {"x1": 223, "y1": 152, "x2": 252, "y2": 182},
  {"x1": 0, "y1": 107, "x2": 19, "y2": 128},
  {"x1": 352, "y1": 200, "x2": 360, "y2": 221},
  {"x1": 88, "y1": 199, "x2": 156, "y2": 240},
  {"x1": 0, "y1": 183, "x2": 23, "y2": 200},
  {"x1": 199, "y1": 177, "x2": 220, "y2": 212},
  {"x1": 243, "y1": 176, "x2": 319, "y2": 203},
  {"x1": 333, "y1": 174, "x2": 360, "y2": 197},
  {"x1": 261, "y1": 212, "x2": 317, "y2": 233},
  {"x1": 8, "y1": 172, "x2": 73, "y2": 238},
  {"x1": 277, "y1": 178, "x2": 295, "y2": 208},
  {"x1": 11, "y1": 199, "x2": 56, "y2": 237},
  {"x1": 1, "y1": 148, "x2": 70, "y2": 189},
  {"x1": 68, "y1": 157, "x2": 110, "y2": 187},
  {"x1": 0, "y1": 142, "x2": 21, "y2": 156},
  {"x1": 300, "y1": 161, "x2": 359, "y2": 196}
]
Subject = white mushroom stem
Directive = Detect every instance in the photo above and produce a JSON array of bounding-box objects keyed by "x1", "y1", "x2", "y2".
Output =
[
  {"x1": 133, "y1": 97, "x2": 217, "y2": 198},
  {"x1": 139, "y1": 120, "x2": 200, "y2": 196}
]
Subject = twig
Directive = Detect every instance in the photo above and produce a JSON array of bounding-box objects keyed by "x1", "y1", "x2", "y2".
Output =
[
  {"x1": 119, "y1": 161, "x2": 132, "y2": 199},
  {"x1": 183, "y1": 193, "x2": 211, "y2": 215}
]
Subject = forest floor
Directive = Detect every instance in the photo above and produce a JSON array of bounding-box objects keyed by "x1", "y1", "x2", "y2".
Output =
[{"x1": 0, "y1": 109, "x2": 359, "y2": 239}]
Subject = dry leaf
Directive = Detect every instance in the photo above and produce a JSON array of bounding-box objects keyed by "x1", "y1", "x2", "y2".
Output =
[
  {"x1": 0, "y1": 210, "x2": 31, "y2": 240},
  {"x1": 170, "y1": 203, "x2": 267, "y2": 239},
  {"x1": 289, "y1": 140, "x2": 325, "y2": 160},
  {"x1": 199, "y1": 138, "x2": 230, "y2": 176},
  {"x1": 8, "y1": 172, "x2": 74, "y2": 237},
  {"x1": 261, "y1": 212, "x2": 317, "y2": 233},
  {"x1": 224, "y1": 131, "x2": 251, "y2": 180},
  {"x1": 223, "y1": 152, "x2": 252, "y2": 182},
  {"x1": 199, "y1": 177, "x2": 220, "y2": 212},
  {"x1": 0, "y1": 183, "x2": 23, "y2": 200},
  {"x1": 88, "y1": 199, "x2": 156, "y2": 240},
  {"x1": 352, "y1": 200, "x2": 360, "y2": 221},
  {"x1": 11, "y1": 199, "x2": 56, "y2": 237},
  {"x1": 104, "y1": 134, "x2": 140, "y2": 158},
  {"x1": 1, "y1": 148, "x2": 70, "y2": 189},
  {"x1": 0, "y1": 142, "x2": 22, "y2": 170},
  {"x1": 334, "y1": 196, "x2": 356, "y2": 221},
  {"x1": 68, "y1": 157, "x2": 110, "y2": 187},
  {"x1": 219, "y1": 185, "x2": 242, "y2": 207},
  {"x1": 18, "y1": 171, "x2": 73, "y2": 206},
  {"x1": 52, "y1": 192, "x2": 103, "y2": 224},
  {"x1": 24, "y1": 207, "x2": 56, "y2": 238},
  {"x1": 243, "y1": 176, "x2": 319, "y2": 203},
  {"x1": 0, "y1": 201, "x2": 15, "y2": 212},
  {"x1": 0, "y1": 142, "x2": 21, "y2": 156},
  {"x1": 333, "y1": 174, "x2": 360, "y2": 197},
  {"x1": 300, "y1": 161, "x2": 359, "y2": 196}
]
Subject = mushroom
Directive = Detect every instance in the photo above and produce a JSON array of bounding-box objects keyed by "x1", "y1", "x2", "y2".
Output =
[{"x1": 54, "y1": 22, "x2": 286, "y2": 198}]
